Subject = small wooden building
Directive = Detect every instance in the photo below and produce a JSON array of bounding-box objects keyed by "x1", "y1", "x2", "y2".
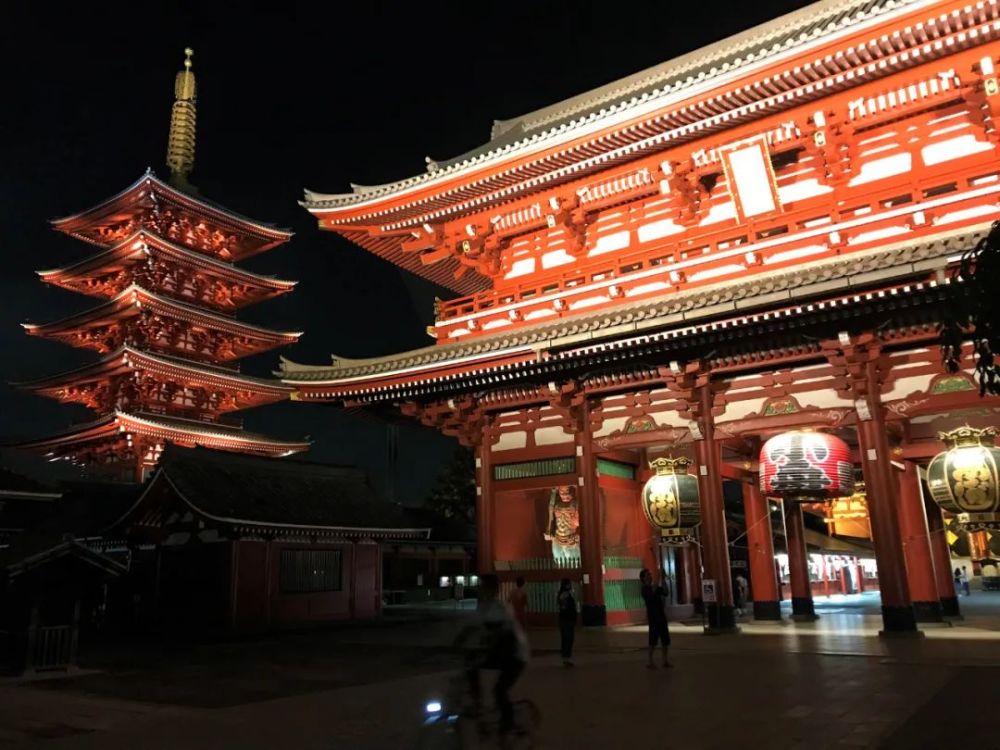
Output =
[
  {"x1": 107, "y1": 446, "x2": 431, "y2": 633},
  {"x1": 1, "y1": 539, "x2": 124, "y2": 674}
]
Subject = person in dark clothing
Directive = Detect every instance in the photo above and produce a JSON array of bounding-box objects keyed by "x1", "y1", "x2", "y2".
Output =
[
  {"x1": 640, "y1": 568, "x2": 672, "y2": 669},
  {"x1": 458, "y1": 574, "x2": 529, "y2": 732},
  {"x1": 557, "y1": 578, "x2": 577, "y2": 667}
]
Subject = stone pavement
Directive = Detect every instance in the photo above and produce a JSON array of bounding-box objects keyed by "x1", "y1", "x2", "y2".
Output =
[{"x1": 2, "y1": 595, "x2": 1000, "y2": 749}]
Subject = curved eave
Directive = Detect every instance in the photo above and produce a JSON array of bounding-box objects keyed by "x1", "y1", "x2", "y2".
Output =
[
  {"x1": 52, "y1": 171, "x2": 292, "y2": 239},
  {"x1": 115, "y1": 472, "x2": 429, "y2": 541},
  {"x1": 116, "y1": 412, "x2": 310, "y2": 455},
  {"x1": 36, "y1": 230, "x2": 297, "y2": 295},
  {"x1": 324, "y1": 226, "x2": 490, "y2": 296},
  {"x1": 288, "y1": 277, "x2": 949, "y2": 402},
  {"x1": 23, "y1": 284, "x2": 302, "y2": 345},
  {"x1": 300, "y1": 0, "x2": 982, "y2": 227},
  {"x1": 14, "y1": 346, "x2": 294, "y2": 399},
  {"x1": 12, "y1": 411, "x2": 310, "y2": 457}
]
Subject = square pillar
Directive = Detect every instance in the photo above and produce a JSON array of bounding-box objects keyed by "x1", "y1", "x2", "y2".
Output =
[
  {"x1": 897, "y1": 462, "x2": 943, "y2": 622},
  {"x1": 855, "y1": 391, "x2": 918, "y2": 635},
  {"x1": 694, "y1": 382, "x2": 737, "y2": 633},
  {"x1": 784, "y1": 501, "x2": 818, "y2": 621},
  {"x1": 741, "y1": 479, "x2": 781, "y2": 620},
  {"x1": 578, "y1": 401, "x2": 606, "y2": 626}
]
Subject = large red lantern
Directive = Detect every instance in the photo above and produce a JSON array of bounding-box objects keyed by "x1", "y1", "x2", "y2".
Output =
[{"x1": 759, "y1": 430, "x2": 854, "y2": 500}]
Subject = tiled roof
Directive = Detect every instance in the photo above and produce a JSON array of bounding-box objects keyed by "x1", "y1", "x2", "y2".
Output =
[
  {"x1": 38, "y1": 230, "x2": 297, "y2": 292},
  {"x1": 147, "y1": 446, "x2": 429, "y2": 537},
  {"x1": 15, "y1": 346, "x2": 293, "y2": 396},
  {"x1": 53, "y1": 170, "x2": 292, "y2": 241},
  {"x1": 280, "y1": 223, "x2": 979, "y2": 385},
  {"x1": 11, "y1": 411, "x2": 309, "y2": 455},
  {"x1": 23, "y1": 283, "x2": 302, "y2": 342},
  {"x1": 302, "y1": 0, "x2": 924, "y2": 212}
]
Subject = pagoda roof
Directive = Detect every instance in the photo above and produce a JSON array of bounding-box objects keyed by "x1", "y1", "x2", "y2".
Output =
[
  {"x1": 52, "y1": 170, "x2": 293, "y2": 261},
  {"x1": 23, "y1": 283, "x2": 302, "y2": 354},
  {"x1": 14, "y1": 345, "x2": 294, "y2": 406},
  {"x1": 278, "y1": 223, "x2": 979, "y2": 400},
  {"x1": 302, "y1": 0, "x2": 932, "y2": 216},
  {"x1": 37, "y1": 229, "x2": 297, "y2": 306},
  {"x1": 13, "y1": 410, "x2": 310, "y2": 459},
  {"x1": 114, "y1": 446, "x2": 430, "y2": 540}
]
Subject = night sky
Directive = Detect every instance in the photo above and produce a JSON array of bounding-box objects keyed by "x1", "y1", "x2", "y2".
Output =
[{"x1": 1, "y1": 0, "x2": 811, "y2": 503}]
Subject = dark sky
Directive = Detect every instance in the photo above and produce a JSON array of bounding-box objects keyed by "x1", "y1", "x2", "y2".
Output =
[{"x1": 1, "y1": 0, "x2": 811, "y2": 503}]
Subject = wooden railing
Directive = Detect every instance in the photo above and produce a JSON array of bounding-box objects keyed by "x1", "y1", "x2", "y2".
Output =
[{"x1": 31, "y1": 625, "x2": 74, "y2": 671}]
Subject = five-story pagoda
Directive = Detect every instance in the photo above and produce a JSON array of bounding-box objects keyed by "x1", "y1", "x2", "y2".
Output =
[{"x1": 15, "y1": 49, "x2": 309, "y2": 481}]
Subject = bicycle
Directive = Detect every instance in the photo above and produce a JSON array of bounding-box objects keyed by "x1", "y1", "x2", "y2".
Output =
[{"x1": 417, "y1": 672, "x2": 540, "y2": 749}]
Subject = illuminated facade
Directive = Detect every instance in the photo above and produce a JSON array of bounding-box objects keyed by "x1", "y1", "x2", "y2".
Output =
[
  {"x1": 16, "y1": 50, "x2": 308, "y2": 480},
  {"x1": 284, "y1": 0, "x2": 1000, "y2": 631}
]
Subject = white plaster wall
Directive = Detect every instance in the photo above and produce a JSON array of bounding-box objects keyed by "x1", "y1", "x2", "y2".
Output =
[
  {"x1": 646, "y1": 409, "x2": 687, "y2": 428},
  {"x1": 593, "y1": 416, "x2": 629, "y2": 438},
  {"x1": 535, "y1": 426, "x2": 575, "y2": 445},
  {"x1": 719, "y1": 396, "x2": 768, "y2": 422},
  {"x1": 882, "y1": 374, "x2": 932, "y2": 402},
  {"x1": 495, "y1": 431, "x2": 528, "y2": 451}
]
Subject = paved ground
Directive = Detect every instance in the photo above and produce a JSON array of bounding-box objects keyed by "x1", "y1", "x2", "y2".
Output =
[{"x1": 2, "y1": 592, "x2": 999, "y2": 749}]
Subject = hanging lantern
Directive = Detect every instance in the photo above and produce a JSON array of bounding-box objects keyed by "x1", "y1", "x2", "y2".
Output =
[
  {"x1": 927, "y1": 426, "x2": 1000, "y2": 533},
  {"x1": 641, "y1": 456, "x2": 700, "y2": 545},
  {"x1": 759, "y1": 430, "x2": 854, "y2": 500}
]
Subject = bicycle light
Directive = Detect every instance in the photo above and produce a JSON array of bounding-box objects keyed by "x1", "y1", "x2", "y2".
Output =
[{"x1": 425, "y1": 700, "x2": 443, "y2": 714}]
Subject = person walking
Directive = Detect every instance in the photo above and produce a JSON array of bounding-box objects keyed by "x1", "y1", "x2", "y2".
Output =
[
  {"x1": 640, "y1": 568, "x2": 672, "y2": 669},
  {"x1": 509, "y1": 576, "x2": 529, "y2": 631},
  {"x1": 557, "y1": 578, "x2": 577, "y2": 667},
  {"x1": 955, "y1": 568, "x2": 969, "y2": 596},
  {"x1": 734, "y1": 573, "x2": 748, "y2": 616},
  {"x1": 961, "y1": 566, "x2": 972, "y2": 596}
]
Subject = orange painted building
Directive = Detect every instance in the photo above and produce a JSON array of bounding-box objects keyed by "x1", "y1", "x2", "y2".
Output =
[{"x1": 283, "y1": 0, "x2": 1000, "y2": 631}]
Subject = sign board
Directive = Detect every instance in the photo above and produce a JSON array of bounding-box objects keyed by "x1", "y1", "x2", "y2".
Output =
[{"x1": 702, "y1": 579, "x2": 717, "y2": 603}]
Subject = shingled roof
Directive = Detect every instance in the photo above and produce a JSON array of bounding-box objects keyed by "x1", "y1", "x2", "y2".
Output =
[{"x1": 140, "y1": 446, "x2": 430, "y2": 538}]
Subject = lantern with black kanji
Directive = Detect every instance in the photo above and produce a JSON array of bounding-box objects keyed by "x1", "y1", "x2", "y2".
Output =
[
  {"x1": 759, "y1": 430, "x2": 854, "y2": 500},
  {"x1": 641, "y1": 457, "x2": 700, "y2": 544},
  {"x1": 927, "y1": 426, "x2": 1000, "y2": 533}
]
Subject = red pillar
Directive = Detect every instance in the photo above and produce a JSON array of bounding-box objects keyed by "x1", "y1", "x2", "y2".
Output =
[
  {"x1": 897, "y1": 462, "x2": 943, "y2": 622},
  {"x1": 475, "y1": 429, "x2": 495, "y2": 574},
  {"x1": 924, "y1": 496, "x2": 961, "y2": 617},
  {"x1": 578, "y1": 401, "x2": 606, "y2": 625},
  {"x1": 855, "y1": 376, "x2": 917, "y2": 634},
  {"x1": 694, "y1": 383, "x2": 736, "y2": 632},
  {"x1": 742, "y1": 479, "x2": 780, "y2": 620},
  {"x1": 784, "y1": 501, "x2": 817, "y2": 621},
  {"x1": 856, "y1": 429, "x2": 916, "y2": 629}
]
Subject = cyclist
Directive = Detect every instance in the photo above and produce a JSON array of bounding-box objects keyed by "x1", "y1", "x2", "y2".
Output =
[{"x1": 456, "y1": 574, "x2": 529, "y2": 734}]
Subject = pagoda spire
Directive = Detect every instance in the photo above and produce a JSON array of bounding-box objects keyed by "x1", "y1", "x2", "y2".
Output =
[{"x1": 166, "y1": 47, "x2": 197, "y2": 188}]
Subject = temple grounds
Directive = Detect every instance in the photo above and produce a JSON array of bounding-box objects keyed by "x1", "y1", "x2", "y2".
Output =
[{"x1": 2, "y1": 595, "x2": 1000, "y2": 749}]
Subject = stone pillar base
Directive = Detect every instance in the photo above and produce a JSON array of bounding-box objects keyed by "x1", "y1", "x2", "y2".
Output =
[
  {"x1": 752, "y1": 600, "x2": 782, "y2": 620},
  {"x1": 703, "y1": 604, "x2": 738, "y2": 634},
  {"x1": 581, "y1": 604, "x2": 607, "y2": 627},
  {"x1": 912, "y1": 600, "x2": 944, "y2": 623},
  {"x1": 878, "y1": 605, "x2": 919, "y2": 636},
  {"x1": 791, "y1": 597, "x2": 817, "y2": 621},
  {"x1": 940, "y1": 596, "x2": 962, "y2": 618}
]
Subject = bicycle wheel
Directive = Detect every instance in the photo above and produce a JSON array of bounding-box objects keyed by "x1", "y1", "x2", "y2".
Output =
[
  {"x1": 513, "y1": 700, "x2": 540, "y2": 732},
  {"x1": 415, "y1": 715, "x2": 462, "y2": 750},
  {"x1": 500, "y1": 701, "x2": 540, "y2": 750}
]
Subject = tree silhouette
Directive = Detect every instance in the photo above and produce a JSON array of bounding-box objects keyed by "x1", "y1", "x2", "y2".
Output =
[{"x1": 423, "y1": 445, "x2": 476, "y2": 524}]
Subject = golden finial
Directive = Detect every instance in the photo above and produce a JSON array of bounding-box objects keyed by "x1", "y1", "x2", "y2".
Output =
[{"x1": 166, "y1": 47, "x2": 197, "y2": 188}]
